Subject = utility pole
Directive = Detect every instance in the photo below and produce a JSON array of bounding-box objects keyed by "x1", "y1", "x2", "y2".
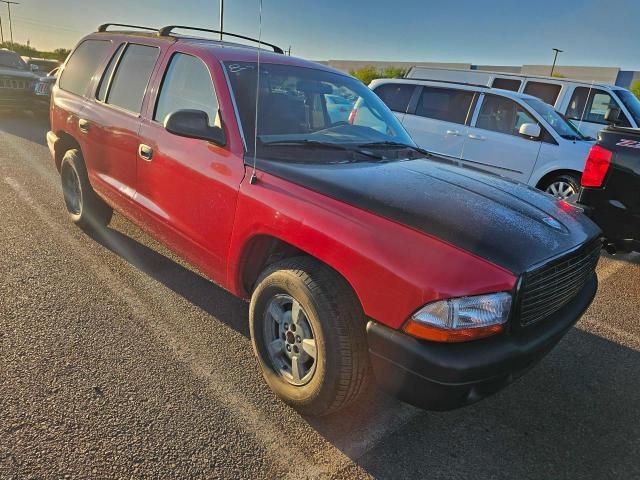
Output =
[
  {"x1": 0, "y1": 1, "x2": 18, "y2": 44},
  {"x1": 219, "y1": 0, "x2": 224, "y2": 41},
  {"x1": 550, "y1": 48, "x2": 563, "y2": 77},
  {"x1": 287, "y1": 46, "x2": 291, "y2": 56},
  {"x1": 0, "y1": 16, "x2": 4, "y2": 43}
]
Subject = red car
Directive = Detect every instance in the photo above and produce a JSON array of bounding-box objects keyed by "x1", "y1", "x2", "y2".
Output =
[{"x1": 47, "y1": 24, "x2": 601, "y2": 415}]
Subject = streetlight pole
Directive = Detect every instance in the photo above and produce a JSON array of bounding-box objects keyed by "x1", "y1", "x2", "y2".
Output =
[
  {"x1": 219, "y1": 0, "x2": 224, "y2": 41},
  {"x1": 550, "y1": 48, "x2": 563, "y2": 77}
]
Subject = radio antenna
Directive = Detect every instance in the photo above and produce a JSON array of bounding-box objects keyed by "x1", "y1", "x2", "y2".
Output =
[
  {"x1": 249, "y1": 0, "x2": 263, "y2": 185},
  {"x1": 577, "y1": 80, "x2": 594, "y2": 134}
]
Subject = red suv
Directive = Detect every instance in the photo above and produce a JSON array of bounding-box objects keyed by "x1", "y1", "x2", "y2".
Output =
[{"x1": 47, "y1": 24, "x2": 601, "y2": 415}]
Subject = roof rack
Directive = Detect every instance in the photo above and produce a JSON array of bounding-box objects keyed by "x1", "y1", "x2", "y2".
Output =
[
  {"x1": 406, "y1": 77, "x2": 491, "y2": 89},
  {"x1": 97, "y1": 23, "x2": 159, "y2": 33},
  {"x1": 158, "y1": 25, "x2": 284, "y2": 54}
]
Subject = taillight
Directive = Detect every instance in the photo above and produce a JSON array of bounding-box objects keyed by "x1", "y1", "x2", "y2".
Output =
[
  {"x1": 348, "y1": 108, "x2": 357, "y2": 125},
  {"x1": 582, "y1": 145, "x2": 613, "y2": 188}
]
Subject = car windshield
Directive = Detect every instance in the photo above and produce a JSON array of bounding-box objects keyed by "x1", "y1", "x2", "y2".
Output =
[
  {"x1": 524, "y1": 97, "x2": 587, "y2": 140},
  {"x1": 223, "y1": 61, "x2": 414, "y2": 159},
  {"x1": 615, "y1": 89, "x2": 640, "y2": 126},
  {"x1": 0, "y1": 50, "x2": 28, "y2": 70}
]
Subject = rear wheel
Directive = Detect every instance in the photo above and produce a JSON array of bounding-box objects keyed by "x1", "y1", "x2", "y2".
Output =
[
  {"x1": 249, "y1": 257, "x2": 370, "y2": 416},
  {"x1": 541, "y1": 173, "x2": 581, "y2": 200},
  {"x1": 60, "y1": 149, "x2": 113, "y2": 230}
]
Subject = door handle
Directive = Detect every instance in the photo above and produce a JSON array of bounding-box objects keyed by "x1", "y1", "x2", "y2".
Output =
[
  {"x1": 446, "y1": 130, "x2": 461, "y2": 136},
  {"x1": 78, "y1": 118, "x2": 90, "y2": 133},
  {"x1": 468, "y1": 134, "x2": 486, "y2": 141},
  {"x1": 138, "y1": 144, "x2": 153, "y2": 162}
]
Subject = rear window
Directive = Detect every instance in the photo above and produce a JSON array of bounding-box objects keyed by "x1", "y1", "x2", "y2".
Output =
[
  {"x1": 373, "y1": 83, "x2": 416, "y2": 113},
  {"x1": 492, "y1": 78, "x2": 521, "y2": 92},
  {"x1": 105, "y1": 44, "x2": 159, "y2": 114},
  {"x1": 59, "y1": 40, "x2": 111, "y2": 96},
  {"x1": 415, "y1": 86, "x2": 475, "y2": 124},
  {"x1": 523, "y1": 81, "x2": 562, "y2": 106}
]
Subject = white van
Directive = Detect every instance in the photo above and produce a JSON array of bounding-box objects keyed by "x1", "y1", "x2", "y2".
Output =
[
  {"x1": 405, "y1": 66, "x2": 640, "y2": 139},
  {"x1": 369, "y1": 78, "x2": 594, "y2": 199}
]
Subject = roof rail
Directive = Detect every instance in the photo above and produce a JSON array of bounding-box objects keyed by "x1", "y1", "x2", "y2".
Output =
[
  {"x1": 158, "y1": 25, "x2": 284, "y2": 54},
  {"x1": 405, "y1": 77, "x2": 491, "y2": 89},
  {"x1": 97, "y1": 23, "x2": 159, "y2": 33}
]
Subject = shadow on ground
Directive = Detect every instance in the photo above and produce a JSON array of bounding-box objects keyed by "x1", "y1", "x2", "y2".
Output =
[
  {"x1": 87, "y1": 217, "x2": 639, "y2": 480},
  {"x1": 0, "y1": 111, "x2": 49, "y2": 146}
]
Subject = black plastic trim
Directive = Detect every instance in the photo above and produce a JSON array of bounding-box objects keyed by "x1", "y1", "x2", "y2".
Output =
[{"x1": 366, "y1": 274, "x2": 597, "y2": 411}]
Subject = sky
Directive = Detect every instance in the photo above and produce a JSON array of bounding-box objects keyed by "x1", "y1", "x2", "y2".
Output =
[{"x1": 7, "y1": 0, "x2": 640, "y2": 70}]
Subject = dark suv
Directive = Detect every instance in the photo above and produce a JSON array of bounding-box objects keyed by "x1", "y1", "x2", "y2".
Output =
[
  {"x1": 47, "y1": 24, "x2": 601, "y2": 415},
  {"x1": 0, "y1": 49, "x2": 45, "y2": 111}
]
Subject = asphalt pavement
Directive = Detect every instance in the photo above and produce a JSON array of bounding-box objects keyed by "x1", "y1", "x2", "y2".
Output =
[{"x1": 1, "y1": 112, "x2": 639, "y2": 479}]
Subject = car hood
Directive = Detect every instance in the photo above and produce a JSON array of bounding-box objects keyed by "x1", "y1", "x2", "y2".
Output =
[
  {"x1": 0, "y1": 67, "x2": 38, "y2": 80},
  {"x1": 253, "y1": 155, "x2": 601, "y2": 274}
]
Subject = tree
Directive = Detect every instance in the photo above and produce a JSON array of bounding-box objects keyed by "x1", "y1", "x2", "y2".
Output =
[
  {"x1": 0, "y1": 41, "x2": 69, "y2": 61},
  {"x1": 349, "y1": 65, "x2": 407, "y2": 84},
  {"x1": 631, "y1": 81, "x2": 640, "y2": 100}
]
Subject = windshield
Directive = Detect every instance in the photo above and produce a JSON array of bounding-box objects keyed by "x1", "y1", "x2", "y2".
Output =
[
  {"x1": 615, "y1": 89, "x2": 640, "y2": 126},
  {"x1": 524, "y1": 97, "x2": 587, "y2": 140},
  {"x1": 0, "y1": 50, "x2": 28, "y2": 70},
  {"x1": 223, "y1": 61, "x2": 414, "y2": 159}
]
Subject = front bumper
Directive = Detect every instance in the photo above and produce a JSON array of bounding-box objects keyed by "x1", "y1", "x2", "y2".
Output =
[{"x1": 367, "y1": 274, "x2": 597, "y2": 411}]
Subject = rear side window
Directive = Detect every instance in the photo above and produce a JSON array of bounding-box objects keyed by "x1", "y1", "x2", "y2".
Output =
[
  {"x1": 96, "y1": 43, "x2": 125, "y2": 102},
  {"x1": 415, "y1": 86, "x2": 475, "y2": 124},
  {"x1": 373, "y1": 83, "x2": 415, "y2": 113},
  {"x1": 523, "y1": 82, "x2": 561, "y2": 106},
  {"x1": 492, "y1": 78, "x2": 521, "y2": 92},
  {"x1": 154, "y1": 53, "x2": 219, "y2": 126},
  {"x1": 566, "y1": 87, "x2": 620, "y2": 124},
  {"x1": 106, "y1": 44, "x2": 160, "y2": 114},
  {"x1": 59, "y1": 40, "x2": 111, "y2": 96}
]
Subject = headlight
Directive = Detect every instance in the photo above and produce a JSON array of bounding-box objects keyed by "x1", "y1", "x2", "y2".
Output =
[{"x1": 403, "y1": 292, "x2": 512, "y2": 343}]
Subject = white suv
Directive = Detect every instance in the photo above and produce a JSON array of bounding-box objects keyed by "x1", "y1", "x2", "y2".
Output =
[{"x1": 369, "y1": 78, "x2": 595, "y2": 199}]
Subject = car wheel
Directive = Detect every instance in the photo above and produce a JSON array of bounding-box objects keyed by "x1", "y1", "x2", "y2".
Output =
[
  {"x1": 542, "y1": 173, "x2": 581, "y2": 200},
  {"x1": 60, "y1": 149, "x2": 113, "y2": 230},
  {"x1": 250, "y1": 257, "x2": 370, "y2": 416}
]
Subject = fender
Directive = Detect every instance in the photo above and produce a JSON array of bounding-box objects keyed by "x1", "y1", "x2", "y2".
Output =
[{"x1": 226, "y1": 170, "x2": 516, "y2": 330}]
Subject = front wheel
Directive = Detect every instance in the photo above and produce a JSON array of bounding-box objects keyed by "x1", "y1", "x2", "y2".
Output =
[
  {"x1": 249, "y1": 257, "x2": 370, "y2": 416},
  {"x1": 541, "y1": 173, "x2": 581, "y2": 200}
]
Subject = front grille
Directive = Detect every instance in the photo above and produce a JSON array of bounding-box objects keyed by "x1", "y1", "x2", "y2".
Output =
[
  {"x1": 0, "y1": 78, "x2": 30, "y2": 90},
  {"x1": 519, "y1": 241, "x2": 601, "y2": 327}
]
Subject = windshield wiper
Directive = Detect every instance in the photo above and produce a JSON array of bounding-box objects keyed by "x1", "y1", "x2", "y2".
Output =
[
  {"x1": 357, "y1": 141, "x2": 431, "y2": 156},
  {"x1": 260, "y1": 139, "x2": 384, "y2": 160}
]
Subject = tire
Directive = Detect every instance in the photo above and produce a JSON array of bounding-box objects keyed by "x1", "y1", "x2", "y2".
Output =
[
  {"x1": 249, "y1": 257, "x2": 370, "y2": 416},
  {"x1": 541, "y1": 173, "x2": 581, "y2": 200},
  {"x1": 60, "y1": 149, "x2": 113, "y2": 230}
]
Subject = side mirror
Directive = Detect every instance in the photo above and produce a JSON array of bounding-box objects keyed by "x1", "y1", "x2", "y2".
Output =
[
  {"x1": 164, "y1": 109, "x2": 226, "y2": 146},
  {"x1": 605, "y1": 107, "x2": 622, "y2": 125},
  {"x1": 519, "y1": 122, "x2": 541, "y2": 139},
  {"x1": 30, "y1": 64, "x2": 39, "y2": 72}
]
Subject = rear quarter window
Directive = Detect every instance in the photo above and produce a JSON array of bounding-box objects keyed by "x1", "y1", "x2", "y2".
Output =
[{"x1": 59, "y1": 40, "x2": 111, "y2": 96}]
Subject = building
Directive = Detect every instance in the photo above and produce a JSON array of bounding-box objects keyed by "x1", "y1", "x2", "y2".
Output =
[{"x1": 323, "y1": 60, "x2": 640, "y2": 88}]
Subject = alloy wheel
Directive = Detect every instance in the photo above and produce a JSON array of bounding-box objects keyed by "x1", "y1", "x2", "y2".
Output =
[
  {"x1": 263, "y1": 294, "x2": 317, "y2": 386},
  {"x1": 546, "y1": 181, "x2": 577, "y2": 200},
  {"x1": 62, "y1": 163, "x2": 82, "y2": 215}
]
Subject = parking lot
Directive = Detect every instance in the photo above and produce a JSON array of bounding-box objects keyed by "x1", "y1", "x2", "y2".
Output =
[{"x1": 1, "y1": 112, "x2": 639, "y2": 479}]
